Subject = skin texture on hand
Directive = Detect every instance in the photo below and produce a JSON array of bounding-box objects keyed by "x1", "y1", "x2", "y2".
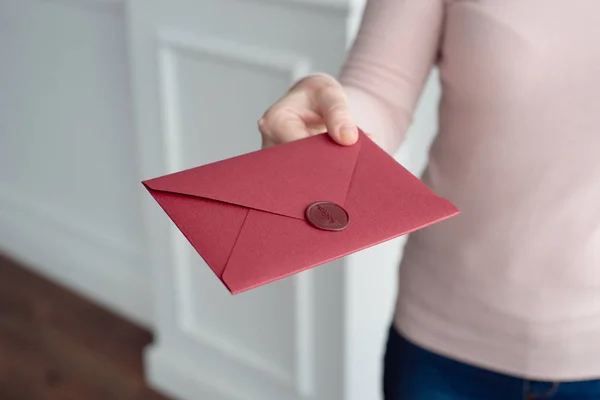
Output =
[{"x1": 258, "y1": 73, "x2": 371, "y2": 149}]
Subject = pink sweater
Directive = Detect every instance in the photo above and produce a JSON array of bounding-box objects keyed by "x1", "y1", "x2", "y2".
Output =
[{"x1": 339, "y1": 0, "x2": 600, "y2": 381}]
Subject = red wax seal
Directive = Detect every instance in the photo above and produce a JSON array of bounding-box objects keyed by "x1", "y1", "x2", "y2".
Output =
[{"x1": 305, "y1": 201, "x2": 350, "y2": 231}]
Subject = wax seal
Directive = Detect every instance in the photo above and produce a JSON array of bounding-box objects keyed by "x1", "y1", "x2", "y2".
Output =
[{"x1": 305, "y1": 201, "x2": 349, "y2": 231}]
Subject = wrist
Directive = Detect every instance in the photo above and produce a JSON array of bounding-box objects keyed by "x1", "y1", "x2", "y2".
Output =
[{"x1": 287, "y1": 72, "x2": 336, "y2": 93}]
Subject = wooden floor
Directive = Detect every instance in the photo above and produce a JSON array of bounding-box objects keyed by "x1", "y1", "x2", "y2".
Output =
[{"x1": 0, "y1": 253, "x2": 173, "y2": 400}]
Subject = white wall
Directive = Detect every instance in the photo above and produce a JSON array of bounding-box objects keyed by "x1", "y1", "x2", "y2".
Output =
[{"x1": 0, "y1": 0, "x2": 151, "y2": 327}]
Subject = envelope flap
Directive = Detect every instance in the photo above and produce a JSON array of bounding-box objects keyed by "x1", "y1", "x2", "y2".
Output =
[{"x1": 142, "y1": 133, "x2": 364, "y2": 220}]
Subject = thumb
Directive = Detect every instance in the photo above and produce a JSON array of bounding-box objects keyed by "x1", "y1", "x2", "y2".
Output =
[{"x1": 313, "y1": 85, "x2": 358, "y2": 146}]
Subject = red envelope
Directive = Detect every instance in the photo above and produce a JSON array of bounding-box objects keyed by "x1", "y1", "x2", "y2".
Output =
[{"x1": 142, "y1": 130, "x2": 459, "y2": 294}]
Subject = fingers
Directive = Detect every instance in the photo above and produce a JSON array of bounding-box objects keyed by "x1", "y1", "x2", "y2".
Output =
[
  {"x1": 258, "y1": 101, "x2": 309, "y2": 148},
  {"x1": 313, "y1": 84, "x2": 358, "y2": 146}
]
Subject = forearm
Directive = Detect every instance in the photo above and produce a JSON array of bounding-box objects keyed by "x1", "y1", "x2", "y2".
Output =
[
  {"x1": 342, "y1": 84, "x2": 411, "y2": 154},
  {"x1": 338, "y1": 0, "x2": 445, "y2": 154}
]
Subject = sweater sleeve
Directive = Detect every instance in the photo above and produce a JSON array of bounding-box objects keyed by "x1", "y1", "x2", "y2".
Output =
[{"x1": 339, "y1": 0, "x2": 445, "y2": 154}]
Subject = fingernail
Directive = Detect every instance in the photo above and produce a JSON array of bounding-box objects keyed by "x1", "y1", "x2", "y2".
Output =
[{"x1": 339, "y1": 124, "x2": 357, "y2": 144}]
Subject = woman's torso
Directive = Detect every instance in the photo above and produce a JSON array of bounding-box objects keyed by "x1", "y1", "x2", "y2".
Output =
[{"x1": 396, "y1": 0, "x2": 600, "y2": 380}]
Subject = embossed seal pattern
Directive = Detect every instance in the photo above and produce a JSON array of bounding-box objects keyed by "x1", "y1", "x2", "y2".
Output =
[{"x1": 305, "y1": 201, "x2": 350, "y2": 231}]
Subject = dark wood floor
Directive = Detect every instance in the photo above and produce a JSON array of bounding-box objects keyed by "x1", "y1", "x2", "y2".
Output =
[{"x1": 0, "y1": 253, "x2": 173, "y2": 400}]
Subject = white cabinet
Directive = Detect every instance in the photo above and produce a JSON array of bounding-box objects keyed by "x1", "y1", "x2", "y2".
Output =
[{"x1": 127, "y1": 1, "x2": 355, "y2": 399}]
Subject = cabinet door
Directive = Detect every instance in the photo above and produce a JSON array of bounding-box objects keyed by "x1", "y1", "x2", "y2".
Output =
[{"x1": 127, "y1": 1, "x2": 353, "y2": 399}]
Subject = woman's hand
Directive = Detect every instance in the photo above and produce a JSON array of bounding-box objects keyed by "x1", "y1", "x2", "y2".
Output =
[{"x1": 258, "y1": 73, "x2": 360, "y2": 148}]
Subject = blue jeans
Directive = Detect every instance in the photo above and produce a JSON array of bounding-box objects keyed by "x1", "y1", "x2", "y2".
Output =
[{"x1": 383, "y1": 325, "x2": 600, "y2": 400}]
